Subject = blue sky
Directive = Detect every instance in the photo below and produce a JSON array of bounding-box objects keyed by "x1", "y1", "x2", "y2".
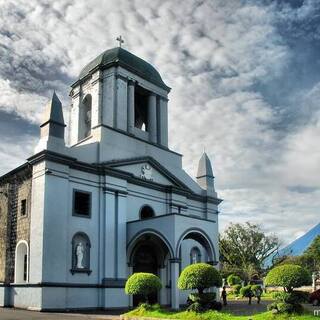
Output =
[{"x1": 0, "y1": 0, "x2": 319, "y2": 244}]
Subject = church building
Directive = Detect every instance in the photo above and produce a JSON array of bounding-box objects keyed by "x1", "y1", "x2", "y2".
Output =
[{"x1": 0, "y1": 46, "x2": 222, "y2": 311}]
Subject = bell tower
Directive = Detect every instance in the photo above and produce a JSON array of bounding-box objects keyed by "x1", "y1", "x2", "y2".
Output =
[{"x1": 68, "y1": 47, "x2": 171, "y2": 150}]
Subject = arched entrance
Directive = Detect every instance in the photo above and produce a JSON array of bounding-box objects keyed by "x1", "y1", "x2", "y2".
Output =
[
  {"x1": 128, "y1": 231, "x2": 174, "y2": 306},
  {"x1": 175, "y1": 229, "x2": 217, "y2": 263}
]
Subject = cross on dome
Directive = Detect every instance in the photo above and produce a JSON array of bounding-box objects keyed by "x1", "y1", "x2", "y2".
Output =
[{"x1": 116, "y1": 35, "x2": 124, "y2": 47}]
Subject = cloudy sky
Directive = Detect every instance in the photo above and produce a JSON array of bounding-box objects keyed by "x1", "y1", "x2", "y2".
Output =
[{"x1": 1, "y1": 0, "x2": 319, "y2": 245}]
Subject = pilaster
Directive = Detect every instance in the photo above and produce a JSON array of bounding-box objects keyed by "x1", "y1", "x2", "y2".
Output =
[
  {"x1": 127, "y1": 80, "x2": 135, "y2": 134},
  {"x1": 148, "y1": 93, "x2": 157, "y2": 143}
]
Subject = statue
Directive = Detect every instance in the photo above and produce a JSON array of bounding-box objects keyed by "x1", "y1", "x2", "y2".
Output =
[
  {"x1": 141, "y1": 164, "x2": 153, "y2": 181},
  {"x1": 76, "y1": 242, "x2": 85, "y2": 269}
]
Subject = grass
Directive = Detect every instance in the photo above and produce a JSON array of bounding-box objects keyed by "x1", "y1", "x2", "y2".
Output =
[
  {"x1": 227, "y1": 291, "x2": 275, "y2": 301},
  {"x1": 123, "y1": 304, "x2": 317, "y2": 320}
]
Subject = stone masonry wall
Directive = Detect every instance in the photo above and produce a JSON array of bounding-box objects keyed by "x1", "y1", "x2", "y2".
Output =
[{"x1": 0, "y1": 167, "x2": 32, "y2": 283}]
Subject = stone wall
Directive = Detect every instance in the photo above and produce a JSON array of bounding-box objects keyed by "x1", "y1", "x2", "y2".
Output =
[{"x1": 0, "y1": 166, "x2": 32, "y2": 283}]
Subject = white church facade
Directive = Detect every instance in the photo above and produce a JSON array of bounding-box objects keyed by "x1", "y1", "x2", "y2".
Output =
[{"x1": 0, "y1": 46, "x2": 221, "y2": 311}]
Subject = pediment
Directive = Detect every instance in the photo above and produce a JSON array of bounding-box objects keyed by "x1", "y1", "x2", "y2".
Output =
[{"x1": 105, "y1": 157, "x2": 190, "y2": 190}]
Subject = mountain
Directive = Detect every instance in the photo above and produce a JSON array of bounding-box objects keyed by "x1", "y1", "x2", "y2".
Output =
[
  {"x1": 279, "y1": 223, "x2": 320, "y2": 257},
  {"x1": 266, "y1": 223, "x2": 320, "y2": 266}
]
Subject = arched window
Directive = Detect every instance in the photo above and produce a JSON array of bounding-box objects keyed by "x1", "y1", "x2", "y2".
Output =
[
  {"x1": 190, "y1": 247, "x2": 201, "y2": 264},
  {"x1": 15, "y1": 240, "x2": 29, "y2": 283},
  {"x1": 71, "y1": 232, "x2": 91, "y2": 275},
  {"x1": 140, "y1": 205, "x2": 155, "y2": 220},
  {"x1": 79, "y1": 94, "x2": 92, "y2": 140}
]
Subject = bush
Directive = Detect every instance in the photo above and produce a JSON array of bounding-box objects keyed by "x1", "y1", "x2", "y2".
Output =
[
  {"x1": 188, "y1": 292, "x2": 216, "y2": 304},
  {"x1": 187, "y1": 302, "x2": 203, "y2": 313},
  {"x1": 178, "y1": 263, "x2": 222, "y2": 294},
  {"x1": 273, "y1": 291, "x2": 309, "y2": 304},
  {"x1": 265, "y1": 264, "x2": 311, "y2": 292},
  {"x1": 125, "y1": 273, "x2": 162, "y2": 302},
  {"x1": 240, "y1": 285, "x2": 253, "y2": 298},
  {"x1": 277, "y1": 302, "x2": 294, "y2": 314},
  {"x1": 232, "y1": 284, "x2": 242, "y2": 295},
  {"x1": 251, "y1": 284, "x2": 262, "y2": 297},
  {"x1": 227, "y1": 274, "x2": 242, "y2": 286}
]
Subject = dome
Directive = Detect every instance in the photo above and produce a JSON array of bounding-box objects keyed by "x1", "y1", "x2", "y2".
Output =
[{"x1": 75, "y1": 47, "x2": 170, "y2": 91}]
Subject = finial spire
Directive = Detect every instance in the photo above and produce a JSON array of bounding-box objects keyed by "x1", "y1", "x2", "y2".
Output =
[{"x1": 116, "y1": 35, "x2": 124, "y2": 48}]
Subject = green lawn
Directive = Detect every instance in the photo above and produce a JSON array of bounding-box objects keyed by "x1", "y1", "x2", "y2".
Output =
[{"x1": 124, "y1": 305, "x2": 317, "y2": 320}]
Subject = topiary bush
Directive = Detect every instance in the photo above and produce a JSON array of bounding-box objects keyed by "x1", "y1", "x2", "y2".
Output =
[
  {"x1": 265, "y1": 265, "x2": 311, "y2": 314},
  {"x1": 227, "y1": 274, "x2": 242, "y2": 286},
  {"x1": 232, "y1": 284, "x2": 242, "y2": 296},
  {"x1": 178, "y1": 263, "x2": 222, "y2": 294},
  {"x1": 125, "y1": 273, "x2": 162, "y2": 303},
  {"x1": 265, "y1": 264, "x2": 311, "y2": 292},
  {"x1": 179, "y1": 263, "x2": 222, "y2": 312},
  {"x1": 240, "y1": 285, "x2": 253, "y2": 304}
]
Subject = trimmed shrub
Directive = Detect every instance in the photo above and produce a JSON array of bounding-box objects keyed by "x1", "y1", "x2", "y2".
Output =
[
  {"x1": 240, "y1": 285, "x2": 253, "y2": 304},
  {"x1": 227, "y1": 274, "x2": 242, "y2": 286},
  {"x1": 178, "y1": 263, "x2": 222, "y2": 294},
  {"x1": 232, "y1": 284, "x2": 242, "y2": 295},
  {"x1": 251, "y1": 285, "x2": 262, "y2": 297},
  {"x1": 188, "y1": 292, "x2": 216, "y2": 304},
  {"x1": 187, "y1": 302, "x2": 203, "y2": 313},
  {"x1": 277, "y1": 302, "x2": 294, "y2": 314},
  {"x1": 125, "y1": 273, "x2": 162, "y2": 302},
  {"x1": 273, "y1": 291, "x2": 309, "y2": 304},
  {"x1": 267, "y1": 302, "x2": 278, "y2": 311},
  {"x1": 240, "y1": 285, "x2": 252, "y2": 297},
  {"x1": 265, "y1": 264, "x2": 311, "y2": 292}
]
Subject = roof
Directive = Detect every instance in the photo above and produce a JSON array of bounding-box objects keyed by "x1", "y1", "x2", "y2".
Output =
[
  {"x1": 197, "y1": 152, "x2": 214, "y2": 178},
  {"x1": 75, "y1": 47, "x2": 170, "y2": 91}
]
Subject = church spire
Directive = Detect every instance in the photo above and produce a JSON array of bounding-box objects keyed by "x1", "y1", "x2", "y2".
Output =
[
  {"x1": 40, "y1": 91, "x2": 65, "y2": 130},
  {"x1": 196, "y1": 152, "x2": 216, "y2": 195},
  {"x1": 34, "y1": 91, "x2": 66, "y2": 154}
]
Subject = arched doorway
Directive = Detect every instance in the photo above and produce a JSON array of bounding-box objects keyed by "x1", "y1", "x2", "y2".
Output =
[
  {"x1": 128, "y1": 231, "x2": 174, "y2": 306},
  {"x1": 175, "y1": 229, "x2": 216, "y2": 263},
  {"x1": 15, "y1": 240, "x2": 29, "y2": 283}
]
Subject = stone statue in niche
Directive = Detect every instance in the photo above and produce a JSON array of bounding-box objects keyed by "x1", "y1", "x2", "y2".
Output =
[
  {"x1": 141, "y1": 164, "x2": 153, "y2": 181},
  {"x1": 76, "y1": 242, "x2": 85, "y2": 269}
]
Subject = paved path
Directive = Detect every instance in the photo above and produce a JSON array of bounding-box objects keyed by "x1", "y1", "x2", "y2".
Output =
[{"x1": 0, "y1": 308, "x2": 122, "y2": 320}]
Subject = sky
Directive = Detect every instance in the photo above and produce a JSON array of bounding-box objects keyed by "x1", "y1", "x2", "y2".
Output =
[{"x1": 0, "y1": 0, "x2": 319, "y2": 245}]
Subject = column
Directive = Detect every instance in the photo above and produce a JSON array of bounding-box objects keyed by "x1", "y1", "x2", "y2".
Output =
[
  {"x1": 127, "y1": 80, "x2": 135, "y2": 134},
  {"x1": 148, "y1": 93, "x2": 157, "y2": 143},
  {"x1": 159, "y1": 98, "x2": 168, "y2": 147},
  {"x1": 170, "y1": 258, "x2": 180, "y2": 310}
]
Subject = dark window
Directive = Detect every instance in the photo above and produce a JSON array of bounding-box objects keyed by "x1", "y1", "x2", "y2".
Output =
[
  {"x1": 73, "y1": 191, "x2": 91, "y2": 217},
  {"x1": 140, "y1": 205, "x2": 154, "y2": 220},
  {"x1": 134, "y1": 86, "x2": 149, "y2": 131},
  {"x1": 21, "y1": 199, "x2": 27, "y2": 216},
  {"x1": 23, "y1": 254, "x2": 27, "y2": 281}
]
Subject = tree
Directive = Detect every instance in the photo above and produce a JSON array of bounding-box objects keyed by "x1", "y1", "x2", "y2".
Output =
[
  {"x1": 178, "y1": 263, "x2": 222, "y2": 294},
  {"x1": 265, "y1": 264, "x2": 311, "y2": 293},
  {"x1": 220, "y1": 222, "x2": 279, "y2": 278},
  {"x1": 273, "y1": 236, "x2": 320, "y2": 273},
  {"x1": 303, "y1": 235, "x2": 320, "y2": 271},
  {"x1": 125, "y1": 273, "x2": 162, "y2": 303}
]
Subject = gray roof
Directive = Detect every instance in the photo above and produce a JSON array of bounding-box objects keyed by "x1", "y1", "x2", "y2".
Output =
[
  {"x1": 75, "y1": 47, "x2": 170, "y2": 91},
  {"x1": 197, "y1": 152, "x2": 214, "y2": 178},
  {"x1": 41, "y1": 91, "x2": 65, "y2": 127}
]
